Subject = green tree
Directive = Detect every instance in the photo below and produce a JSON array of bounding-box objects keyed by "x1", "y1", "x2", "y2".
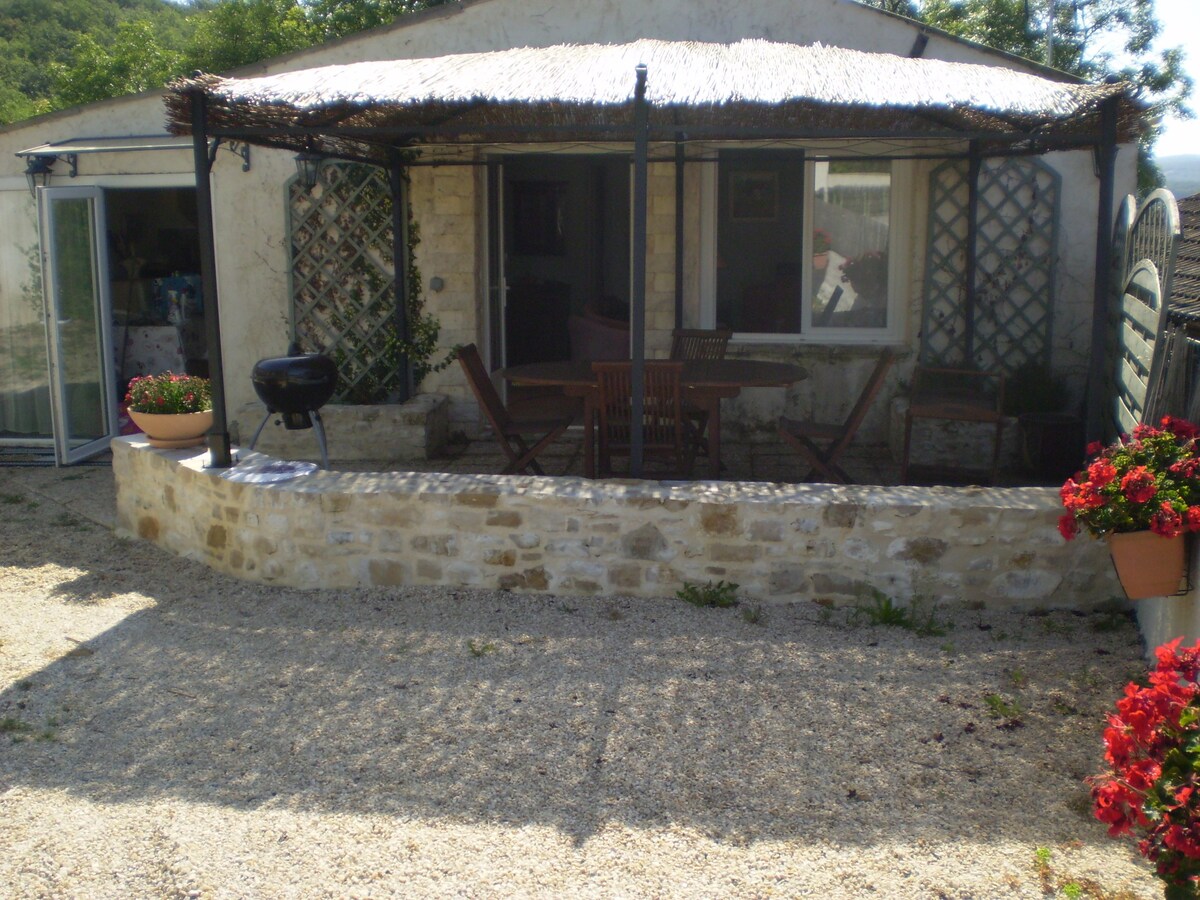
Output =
[
  {"x1": 858, "y1": 0, "x2": 1193, "y2": 189},
  {"x1": 51, "y1": 19, "x2": 182, "y2": 110},
  {"x1": 306, "y1": 0, "x2": 447, "y2": 39},
  {"x1": 183, "y1": 0, "x2": 316, "y2": 74}
]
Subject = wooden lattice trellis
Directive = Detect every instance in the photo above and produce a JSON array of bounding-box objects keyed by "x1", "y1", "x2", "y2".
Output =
[
  {"x1": 288, "y1": 162, "x2": 406, "y2": 403},
  {"x1": 920, "y1": 157, "x2": 1060, "y2": 376}
]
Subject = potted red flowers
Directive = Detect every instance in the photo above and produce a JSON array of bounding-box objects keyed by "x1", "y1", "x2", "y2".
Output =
[
  {"x1": 1059, "y1": 417, "x2": 1200, "y2": 599},
  {"x1": 124, "y1": 371, "x2": 213, "y2": 449},
  {"x1": 1091, "y1": 638, "x2": 1200, "y2": 898}
]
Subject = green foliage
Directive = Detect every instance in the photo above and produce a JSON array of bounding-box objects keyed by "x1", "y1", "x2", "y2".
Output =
[
  {"x1": 858, "y1": 0, "x2": 1193, "y2": 188},
  {"x1": 740, "y1": 605, "x2": 764, "y2": 625},
  {"x1": 183, "y1": 0, "x2": 317, "y2": 74},
  {"x1": 983, "y1": 692, "x2": 1023, "y2": 720},
  {"x1": 467, "y1": 639, "x2": 496, "y2": 657},
  {"x1": 850, "y1": 588, "x2": 949, "y2": 635},
  {"x1": 51, "y1": 19, "x2": 182, "y2": 109},
  {"x1": 0, "y1": 0, "x2": 448, "y2": 121},
  {"x1": 0, "y1": 0, "x2": 191, "y2": 123},
  {"x1": 676, "y1": 580, "x2": 740, "y2": 608}
]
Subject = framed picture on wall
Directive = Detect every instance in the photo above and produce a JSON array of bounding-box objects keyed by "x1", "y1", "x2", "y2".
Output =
[{"x1": 729, "y1": 171, "x2": 778, "y2": 221}]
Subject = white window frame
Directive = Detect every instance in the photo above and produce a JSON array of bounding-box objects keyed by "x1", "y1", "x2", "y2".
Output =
[{"x1": 700, "y1": 150, "x2": 911, "y2": 345}]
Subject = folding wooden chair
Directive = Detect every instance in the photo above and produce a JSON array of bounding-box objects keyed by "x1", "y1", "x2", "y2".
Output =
[
  {"x1": 777, "y1": 348, "x2": 895, "y2": 484},
  {"x1": 669, "y1": 328, "x2": 732, "y2": 362},
  {"x1": 592, "y1": 360, "x2": 698, "y2": 479},
  {"x1": 457, "y1": 343, "x2": 580, "y2": 476},
  {"x1": 900, "y1": 365, "x2": 1005, "y2": 485}
]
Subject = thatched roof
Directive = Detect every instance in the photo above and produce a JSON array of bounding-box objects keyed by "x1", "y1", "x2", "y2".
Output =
[{"x1": 166, "y1": 38, "x2": 1142, "y2": 163}]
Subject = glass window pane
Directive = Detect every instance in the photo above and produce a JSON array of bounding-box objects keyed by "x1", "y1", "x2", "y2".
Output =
[
  {"x1": 0, "y1": 200, "x2": 53, "y2": 438},
  {"x1": 716, "y1": 152, "x2": 803, "y2": 334},
  {"x1": 812, "y1": 160, "x2": 891, "y2": 330},
  {"x1": 50, "y1": 198, "x2": 106, "y2": 444}
]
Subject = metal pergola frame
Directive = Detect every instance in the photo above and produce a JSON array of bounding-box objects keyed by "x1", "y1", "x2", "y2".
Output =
[{"x1": 183, "y1": 69, "x2": 1130, "y2": 473}]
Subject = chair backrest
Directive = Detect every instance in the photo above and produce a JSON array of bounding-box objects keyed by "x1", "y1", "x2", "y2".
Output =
[
  {"x1": 592, "y1": 361, "x2": 686, "y2": 459},
  {"x1": 457, "y1": 343, "x2": 512, "y2": 432},
  {"x1": 670, "y1": 328, "x2": 732, "y2": 361},
  {"x1": 911, "y1": 364, "x2": 1004, "y2": 417},
  {"x1": 839, "y1": 347, "x2": 896, "y2": 438}
]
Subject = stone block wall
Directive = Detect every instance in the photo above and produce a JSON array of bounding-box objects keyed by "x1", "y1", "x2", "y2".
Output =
[{"x1": 113, "y1": 438, "x2": 1123, "y2": 609}]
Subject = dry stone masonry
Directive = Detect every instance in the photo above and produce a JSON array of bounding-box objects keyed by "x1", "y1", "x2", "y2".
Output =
[{"x1": 113, "y1": 437, "x2": 1121, "y2": 608}]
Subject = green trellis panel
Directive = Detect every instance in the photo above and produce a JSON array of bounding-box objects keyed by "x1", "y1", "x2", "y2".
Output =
[
  {"x1": 921, "y1": 157, "x2": 1060, "y2": 376},
  {"x1": 288, "y1": 163, "x2": 404, "y2": 403}
]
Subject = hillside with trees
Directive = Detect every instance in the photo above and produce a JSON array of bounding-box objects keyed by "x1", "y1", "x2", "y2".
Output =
[{"x1": 0, "y1": 0, "x2": 448, "y2": 125}]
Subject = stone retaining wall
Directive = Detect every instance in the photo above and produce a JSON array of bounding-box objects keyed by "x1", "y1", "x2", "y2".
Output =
[{"x1": 112, "y1": 437, "x2": 1123, "y2": 608}]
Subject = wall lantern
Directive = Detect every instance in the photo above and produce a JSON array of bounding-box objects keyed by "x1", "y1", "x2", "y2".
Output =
[
  {"x1": 294, "y1": 151, "x2": 324, "y2": 190},
  {"x1": 24, "y1": 156, "x2": 55, "y2": 197}
]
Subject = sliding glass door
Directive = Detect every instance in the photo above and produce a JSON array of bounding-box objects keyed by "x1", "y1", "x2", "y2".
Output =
[{"x1": 40, "y1": 186, "x2": 117, "y2": 464}]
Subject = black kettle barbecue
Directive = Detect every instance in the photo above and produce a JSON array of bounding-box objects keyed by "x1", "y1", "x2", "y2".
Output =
[{"x1": 247, "y1": 345, "x2": 338, "y2": 468}]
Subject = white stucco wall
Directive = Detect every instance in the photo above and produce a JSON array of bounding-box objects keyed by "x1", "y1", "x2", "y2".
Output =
[{"x1": 0, "y1": 0, "x2": 1139, "y2": 437}]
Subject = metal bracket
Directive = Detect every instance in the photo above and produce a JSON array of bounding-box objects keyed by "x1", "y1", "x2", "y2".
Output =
[{"x1": 206, "y1": 138, "x2": 252, "y2": 173}]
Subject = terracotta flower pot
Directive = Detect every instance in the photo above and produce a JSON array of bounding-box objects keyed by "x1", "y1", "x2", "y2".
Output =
[
  {"x1": 1106, "y1": 530, "x2": 1187, "y2": 600},
  {"x1": 127, "y1": 409, "x2": 213, "y2": 449}
]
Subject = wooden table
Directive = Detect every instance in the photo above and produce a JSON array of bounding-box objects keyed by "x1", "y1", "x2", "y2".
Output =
[{"x1": 501, "y1": 358, "x2": 807, "y2": 478}]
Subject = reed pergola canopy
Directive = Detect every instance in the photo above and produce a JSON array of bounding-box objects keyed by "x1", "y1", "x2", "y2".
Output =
[{"x1": 166, "y1": 38, "x2": 1143, "y2": 162}]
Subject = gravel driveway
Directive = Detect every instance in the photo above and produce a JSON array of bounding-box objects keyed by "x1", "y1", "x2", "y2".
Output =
[{"x1": 0, "y1": 465, "x2": 1162, "y2": 898}]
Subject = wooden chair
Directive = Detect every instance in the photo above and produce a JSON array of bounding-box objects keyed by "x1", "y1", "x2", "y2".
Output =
[
  {"x1": 778, "y1": 348, "x2": 895, "y2": 484},
  {"x1": 592, "y1": 360, "x2": 698, "y2": 479},
  {"x1": 669, "y1": 328, "x2": 732, "y2": 361},
  {"x1": 457, "y1": 343, "x2": 580, "y2": 476},
  {"x1": 900, "y1": 365, "x2": 1005, "y2": 485},
  {"x1": 669, "y1": 328, "x2": 733, "y2": 455}
]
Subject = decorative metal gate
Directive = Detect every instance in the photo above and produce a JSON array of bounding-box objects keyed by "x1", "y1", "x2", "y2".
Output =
[
  {"x1": 920, "y1": 157, "x2": 1060, "y2": 375},
  {"x1": 288, "y1": 163, "x2": 406, "y2": 403}
]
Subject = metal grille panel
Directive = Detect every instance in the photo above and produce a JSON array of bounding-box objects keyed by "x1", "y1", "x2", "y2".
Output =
[
  {"x1": 921, "y1": 157, "x2": 1060, "y2": 376},
  {"x1": 288, "y1": 163, "x2": 404, "y2": 403}
]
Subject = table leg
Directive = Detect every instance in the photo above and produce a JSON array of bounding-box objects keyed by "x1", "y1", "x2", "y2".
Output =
[{"x1": 707, "y1": 397, "x2": 721, "y2": 478}]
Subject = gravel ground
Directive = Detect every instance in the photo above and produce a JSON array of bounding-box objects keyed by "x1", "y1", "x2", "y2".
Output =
[{"x1": 0, "y1": 465, "x2": 1166, "y2": 899}]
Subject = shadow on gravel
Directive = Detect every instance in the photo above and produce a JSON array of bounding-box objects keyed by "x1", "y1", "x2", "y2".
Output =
[{"x1": 0, "y1": 469, "x2": 1146, "y2": 851}]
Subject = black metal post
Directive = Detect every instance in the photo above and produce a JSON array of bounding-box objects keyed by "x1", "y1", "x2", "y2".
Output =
[
  {"x1": 674, "y1": 135, "x2": 685, "y2": 331},
  {"x1": 1085, "y1": 96, "x2": 1120, "y2": 441},
  {"x1": 189, "y1": 88, "x2": 233, "y2": 468},
  {"x1": 388, "y1": 150, "x2": 414, "y2": 402},
  {"x1": 963, "y1": 141, "x2": 981, "y2": 366},
  {"x1": 630, "y1": 65, "x2": 649, "y2": 478}
]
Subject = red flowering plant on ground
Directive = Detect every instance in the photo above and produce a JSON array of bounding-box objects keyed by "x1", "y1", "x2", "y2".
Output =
[
  {"x1": 1058, "y1": 416, "x2": 1200, "y2": 542},
  {"x1": 1091, "y1": 639, "x2": 1200, "y2": 898},
  {"x1": 124, "y1": 372, "x2": 212, "y2": 415}
]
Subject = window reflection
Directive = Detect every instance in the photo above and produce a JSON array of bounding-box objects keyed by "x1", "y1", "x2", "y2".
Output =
[{"x1": 812, "y1": 160, "x2": 891, "y2": 330}]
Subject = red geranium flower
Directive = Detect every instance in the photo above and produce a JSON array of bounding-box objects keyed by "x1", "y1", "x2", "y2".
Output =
[
  {"x1": 1122, "y1": 466, "x2": 1157, "y2": 504},
  {"x1": 1091, "y1": 640, "x2": 1200, "y2": 892}
]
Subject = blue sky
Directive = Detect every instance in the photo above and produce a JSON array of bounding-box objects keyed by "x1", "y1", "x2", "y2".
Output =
[{"x1": 1148, "y1": 0, "x2": 1198, "y2": 158}]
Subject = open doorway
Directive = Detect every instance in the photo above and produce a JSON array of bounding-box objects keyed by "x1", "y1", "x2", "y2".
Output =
[
  {"x1": 494, "y1": 155, "x2": 631, "y2": 369},
  {"x1": 0, "y1": 184, "x2": 202, "y2": 463}
]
